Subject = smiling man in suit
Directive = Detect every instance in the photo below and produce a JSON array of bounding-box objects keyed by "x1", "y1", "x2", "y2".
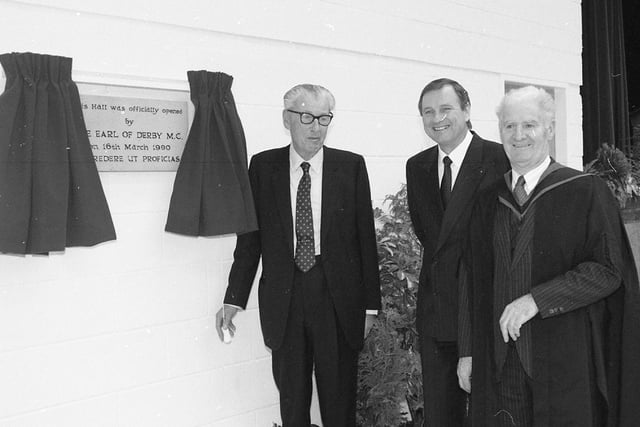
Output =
[
  {"x1": 406, "y1": 78, "x2": 509, "y2": 426},
  {"x1": 215, "y1": 84, "x2": 380, "y2": 427}
]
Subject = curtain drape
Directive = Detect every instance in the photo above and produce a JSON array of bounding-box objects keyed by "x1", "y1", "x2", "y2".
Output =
[
  {"x1": 0, "y1": 52, "x2": 116, "y2": 254},
  {"x1": 165, "y1": 71, "x2": 257, "y2": 236},
  {"x1": 582, "y1": 0, "x2": 630, "y2": 161}
]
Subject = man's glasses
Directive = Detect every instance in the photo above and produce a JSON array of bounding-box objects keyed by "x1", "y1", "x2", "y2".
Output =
[{"x1": 287, "y1": 110, "x2": 333, "y2": 126}]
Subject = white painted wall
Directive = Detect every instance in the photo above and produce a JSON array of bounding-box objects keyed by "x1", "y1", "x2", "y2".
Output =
[{"x1": 0, "y1": 1, "x2": 583, "y2": 425}]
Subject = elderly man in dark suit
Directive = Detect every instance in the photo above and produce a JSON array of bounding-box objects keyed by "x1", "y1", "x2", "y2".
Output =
[
  {"x1": 215, "y1": 84, "x2": 380, "y2": 427},
  {"x1": 459, "y1": 86, "x2": 640, "y2": 426},
  {"x1": 406, "y1": 78, "x2": 509, "y2": 426}
]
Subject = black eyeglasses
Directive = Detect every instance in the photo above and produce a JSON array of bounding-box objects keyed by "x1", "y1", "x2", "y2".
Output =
[{"x1": 287, "y1": 109, "x2": 333, "y2": 126}]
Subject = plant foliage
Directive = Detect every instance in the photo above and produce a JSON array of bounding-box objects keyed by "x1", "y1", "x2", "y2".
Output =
[
  {"x1": 585, "y1": 143, "x2": 640, "y2": 208},
  {"x1": 356, "y1": 184, "x2": 424, "y2": 427}
]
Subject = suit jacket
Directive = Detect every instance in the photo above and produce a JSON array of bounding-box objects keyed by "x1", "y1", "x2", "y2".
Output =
[
  {"x1": 406, "y1": 132, "x2": 509, "y2": 342},
  {"x1": 224, "y1": 145, "x2": 381, "y2": 351},
  {"x1": 465, "y1": 166, "x2": 640, "y2": 426}
]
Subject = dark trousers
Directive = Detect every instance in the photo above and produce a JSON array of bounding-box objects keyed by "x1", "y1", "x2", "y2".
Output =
[
  {"x1": 494, "y1": 344, "x2": 604, "y2": 427},
  {"x1": 494, "y1": 345, "x2": 533, "y2": 427},
  {"x1": 272, "y1": 259, "x2": 358, "y2": 427},
  {"x1": 420, "y1": 336, "x2": 468, "y2": 427}
]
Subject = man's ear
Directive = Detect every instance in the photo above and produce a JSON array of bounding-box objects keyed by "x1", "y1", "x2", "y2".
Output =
[
  {"x1": 282, "y1": 110, "x2": 290, "y2": 130},
  {"x1": 463, "y1": 105, "x2": 471, "y2": 123},
  {"x1": 546, "y1": 120, "x2": 555, "y2": 139}
]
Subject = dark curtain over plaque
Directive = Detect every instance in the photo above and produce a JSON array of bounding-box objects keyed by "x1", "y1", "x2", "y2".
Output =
[
  {"x1": 165, "y1": 71, "x2": 257, "y2": 236},
  {"x1": 582, "y1": 0, "x2": 630, "y2": 161},
  {"x1": 0, "y1": 52, "x2": 116, "y2": 255}
]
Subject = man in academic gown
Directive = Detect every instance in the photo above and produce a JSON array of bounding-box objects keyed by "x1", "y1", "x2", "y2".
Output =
[{"x1": 458, "y1": 86, "x2": 640, "y2": 426}]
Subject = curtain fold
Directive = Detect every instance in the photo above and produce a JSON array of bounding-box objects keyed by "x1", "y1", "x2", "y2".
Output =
[
  {"x1": 0, "y1": 52, "x2": 115, "y2": 254},
  {"x1": 165, "y1": 70, "x2": 257, "y2": 236},
  {"x1": 582, "y1": 0, "x2": 630, "y2": 161}
]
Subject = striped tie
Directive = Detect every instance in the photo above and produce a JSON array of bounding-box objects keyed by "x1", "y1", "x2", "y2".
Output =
[{"x1": 513, "y1": 175, "x2": 528, "y2": 206}]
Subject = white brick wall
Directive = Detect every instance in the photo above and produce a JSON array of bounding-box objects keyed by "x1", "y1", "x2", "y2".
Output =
[{"x1": 0, "y1": 1, "x2": 582, "y2": 425}]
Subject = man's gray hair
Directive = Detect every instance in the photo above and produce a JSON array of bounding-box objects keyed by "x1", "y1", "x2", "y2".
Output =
[
  {"x1": 283, "y1": 84, "x2": 335, "y2": 110},
  {"x1": 496, "y1": 86, "x2": 555, "y2": 126}
]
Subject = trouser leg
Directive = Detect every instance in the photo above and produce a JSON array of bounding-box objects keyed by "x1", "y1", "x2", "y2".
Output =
[
  {"x1": 272, "y1": 259, "x2": 358, "y2": 426},
  {"x1": 272, "y1": 267, "x2": 313, "y2": 426},
  {"x1": 304, "y1": 260, "x2": 358, "y2": 427},
  {"x1": 420, "y1": 336, "x2": 467, "y2": 427},
  {"x1": 494, "y1": 345, "x2": 533, "y2": 427}
]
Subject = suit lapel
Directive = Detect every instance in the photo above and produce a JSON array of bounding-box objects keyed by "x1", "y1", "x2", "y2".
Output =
[
  {"x1": 321, "y1": 147, "x2": 341, "y2": 250},
  {"x1": 271, "y1": 148, "x2": 294, "y2": 257},
  {"x1": 436, "y1": 136, "x2": 486, "y2": 252},
  {"x1": 416, "y1": 148, "x2": 444, "y2": 241},
  {"x1": 496, "y1": 185, "x2": 518, "y2": 266}
]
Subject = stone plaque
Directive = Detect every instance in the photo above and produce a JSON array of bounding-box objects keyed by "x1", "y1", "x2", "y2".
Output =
[{"x1": 80, "y1": 94, "x2": 189, "y2": 171}]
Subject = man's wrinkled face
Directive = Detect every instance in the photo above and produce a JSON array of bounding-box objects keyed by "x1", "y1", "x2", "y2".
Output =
[
  {"x1": 499, "y1": 99, "x2": 553, "y2": 174},
  {"x1": 283, "y1": 94, "x2": 331, "y2": 160}
]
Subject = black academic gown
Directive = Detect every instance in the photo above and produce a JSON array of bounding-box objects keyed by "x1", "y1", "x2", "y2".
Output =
[{"x1": 466, "y1": 165, "x2": 640, "y2": 427}]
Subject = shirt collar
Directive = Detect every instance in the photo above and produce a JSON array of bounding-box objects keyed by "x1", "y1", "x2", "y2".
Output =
[
  {"x1": 438, "y1": 130, "x2": 472, "y2": 166},
  {"x1": 290, "y1": 145, "x2": 324, "y2": 173},
  {"x1": 511, "y1": 156, "x2": 552, "y2": 192}
]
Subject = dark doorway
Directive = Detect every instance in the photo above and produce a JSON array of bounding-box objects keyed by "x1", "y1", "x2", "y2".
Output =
[
  {"x1": 581, "y1": 0, "x2": 629, "y2": 163},
  {"x1": 623, "y1": 0, "x2": 640, "y2": 155}
]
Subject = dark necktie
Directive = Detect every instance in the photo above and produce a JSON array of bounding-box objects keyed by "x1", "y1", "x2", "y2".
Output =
[
  {"x1": 513, "y1": 175, "x2": 528, "y2": 206},
  {"x1": 295, "y1": 162, "x2": 315, "y2": 272},
  {"x1": 440, "y1": 156, "x2": 453, "y2": 209}
]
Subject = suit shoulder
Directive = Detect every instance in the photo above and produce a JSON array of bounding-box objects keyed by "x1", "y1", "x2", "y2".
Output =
[
  {"x1": 486, "y1": 144, "x2": 510, "y2": 167},
  {"x1": 471, "y1": 133, "x2": 500, "y2": 147},
  {"x1": 472, "y1": 136, "x2": 509, "y2": 169},
  {"x1": 541, "y1": 169, "x2": 618, "y2": 212},
  {"x1": 548, "y1": 166, "x2": 608, "y2": 194},
  {"x1": 324, "y1": 146, "x2": 365, "y2": 163},
  {"x1": 407, "y1": 145, "x2": 437, "y2": 166},
  {"x1": 474, "y1": 136, "x2": 505, "y2": 153},
  {"x1": 250, "y1": 146, "x2": 288, "y2": 163},
  {"x1": 482, "y1": 140, "x2": 505, "y2": 152}
]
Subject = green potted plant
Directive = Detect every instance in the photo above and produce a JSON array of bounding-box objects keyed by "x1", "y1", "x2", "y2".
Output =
[{"x1": 356, "y1": 184, "x2": 424, "y2": 427}]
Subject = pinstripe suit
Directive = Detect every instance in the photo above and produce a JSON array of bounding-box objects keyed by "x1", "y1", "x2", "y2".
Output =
[{"x1": 463, "y1": 164, "x2": 640, "y2": 426}]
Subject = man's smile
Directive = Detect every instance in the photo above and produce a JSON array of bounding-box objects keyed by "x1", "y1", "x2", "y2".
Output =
[{"x1": 511, "y1": 142, "x2": 533, "y2": 149}]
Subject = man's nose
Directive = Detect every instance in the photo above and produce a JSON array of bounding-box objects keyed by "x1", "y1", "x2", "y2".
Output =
[
  {"x1": 514, "y1": 125, "x2": 525, "y2": 140},
  {"x1": 310, "y1": 119, "x2": 321, "y2": 130},
  {"x1": 435, "y1": 113, "x2": 448, "y2": 123}
]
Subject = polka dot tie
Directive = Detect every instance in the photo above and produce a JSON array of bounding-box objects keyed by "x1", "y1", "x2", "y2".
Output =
[{"x1": 295, "y1": 162, "x2": 316, "y2": 272}]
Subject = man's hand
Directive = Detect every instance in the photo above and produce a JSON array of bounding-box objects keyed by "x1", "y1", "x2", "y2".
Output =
[
  {"x1": 499, "y1": 293, "x2": 539, "y2": 343},
  {"x1": 215, "y1": 305, "x2": 240, "y2": 342},
  {"x1": 364, "y1": 313, "x2": 376, "y2": 339},
  {"x1": 457, "y1": 356, "x2": 472, "y2": 393}
]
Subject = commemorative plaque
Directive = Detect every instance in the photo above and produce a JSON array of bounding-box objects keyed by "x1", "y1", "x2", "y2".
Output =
[{"x1": 80, "y1": 94, "x2": 189, "y2": 171}]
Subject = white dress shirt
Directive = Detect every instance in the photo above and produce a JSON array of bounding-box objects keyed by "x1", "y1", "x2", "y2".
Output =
[
  {"x1": 511, "y1": 157, "x2": 552, "y2": 195},
  {"x1": 290, "y1": 145, "x2": 323, "y2": 256},
  {"x1": 437, "y1": 131, "x2": 473, "y2": 191}
]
